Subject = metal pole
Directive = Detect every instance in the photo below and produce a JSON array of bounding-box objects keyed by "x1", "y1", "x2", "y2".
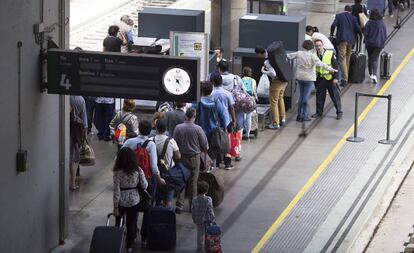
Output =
[
  {"x1": 347, "y1": 92, "x2": 364, "y2": 142},
  {"x1": 379, "y1": 95, "x2": 395, "y2": 144}
]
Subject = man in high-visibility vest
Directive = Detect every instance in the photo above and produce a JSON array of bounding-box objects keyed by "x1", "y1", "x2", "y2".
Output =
[{"x1": 312, "y1": 39, "x2": 343, "y2": 120}]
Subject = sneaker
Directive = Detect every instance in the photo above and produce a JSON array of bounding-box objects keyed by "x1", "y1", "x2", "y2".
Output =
[
  {"x1": 303, "y1": 118, "x2": 312, "y2": 122},
  {"x1": 296, "y1": 117, "x2": 303, "y2": 122},
  {"x1": 235, "y1": 156, "x2": 242, "y2": 162},
  {"x1": 279, "y1": 120, "x2": 286, "y2": 126},
  {"x1": 336, "y1": 113, "x2": 343, "y2": 120},
  {"x1": 127, "y1": 248, "x2": 133, "y2": 253},
  {"x1": 311, "y1": 113, "x2": 322, "y2": 118},
  {"x1": 340, "y1": 80, "x2": 347, "y2": 87},
  {"x1": 372, "y1": 75, "x2": 378, "y2": 84},
  {"x1": 266, "y1": 123, "x2": 280, "y2": 129},
  {"x1": 224, "y1": 164, "x2": 234, "y2": 170}
]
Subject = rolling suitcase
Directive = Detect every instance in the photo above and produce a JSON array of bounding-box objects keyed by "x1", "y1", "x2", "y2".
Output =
[
  {"x1": 205, "y1": 223, "x2": 222, "y2": 253},
  {"x1": 250, "y1": 110, "x2": 259, "y2": 138},
  {"x1": 348, "y1": 50, "x2": 367, "y2": 83},
  {"x1": 90, "y1": 213, "x2": 127, "y2": 253},
  {"x1": 380, "y1": 51, "x2": 392, "y2": 79},
  {"x1": 198, "y1": 169, "x2": 224, "y2": 207},
  {"x1": 147, "y1": 206, "x2": 176, "y2": 251}
]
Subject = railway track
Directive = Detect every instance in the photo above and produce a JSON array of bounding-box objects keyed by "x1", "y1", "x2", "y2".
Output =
[{"x1": 70, "y1": 0, "x2": 177, "y2": 51}]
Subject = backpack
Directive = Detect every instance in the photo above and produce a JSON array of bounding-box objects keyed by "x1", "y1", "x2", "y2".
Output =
[
  {"x1": 157, "y1": 137, "x2": 171, "y2": 175},
  {"x1": 135, "y1": 140, "x2": 152, "y2": 179},
  {"x1": 113, "y1": 113, "x2": 133, "y2": 145},
  {"x1": 242, "y1": 77, "x2": 254, "y2": 96},
  {"x1": 232, "y1": 77, "x2": 256, "y2": 113}
]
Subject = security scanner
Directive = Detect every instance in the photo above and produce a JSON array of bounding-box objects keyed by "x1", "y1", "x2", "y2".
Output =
[{"x1": 138, "y1": 7, "x2": 205, "y2": 39}]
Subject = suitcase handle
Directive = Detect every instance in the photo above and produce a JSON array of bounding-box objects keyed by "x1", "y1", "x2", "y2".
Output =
[{"x1": 106, "y1": 213, "x2": 124, "y2": 227}]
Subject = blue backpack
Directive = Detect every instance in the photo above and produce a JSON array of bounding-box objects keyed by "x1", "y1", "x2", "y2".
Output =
[{"x1": 242, "y1": 77, "x2": 254, "y2": 96}]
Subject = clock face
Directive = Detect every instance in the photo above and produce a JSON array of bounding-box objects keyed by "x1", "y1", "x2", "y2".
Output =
[{"x1": 162, "y1": 67, "x2": 191, "y2": 95}]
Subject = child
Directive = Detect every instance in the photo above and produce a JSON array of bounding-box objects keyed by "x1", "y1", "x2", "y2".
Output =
[{"x1": 191, "y1": 181, "x2": 215, "y2": 253}]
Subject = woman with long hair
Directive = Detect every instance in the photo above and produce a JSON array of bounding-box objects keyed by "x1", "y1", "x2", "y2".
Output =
[
  {"x1": 113, "y1": 147, "x2": 148, "y2": 253},
  {"x1": 364, "y1": 9, "x2": 387, "y2": 84}
]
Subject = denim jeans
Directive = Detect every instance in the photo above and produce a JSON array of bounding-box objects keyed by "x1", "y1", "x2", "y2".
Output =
[
  {"x1": 297, "y1": 80, "x2": 314, "y2": 120},
  {"x1": 236, "y1": 111, "x2": 253, "y2": 137}
]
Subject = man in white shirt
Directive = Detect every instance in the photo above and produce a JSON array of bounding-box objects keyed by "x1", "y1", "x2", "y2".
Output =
[{"x1": 306, "y1": 25, "x2": 335, "y2": 50}]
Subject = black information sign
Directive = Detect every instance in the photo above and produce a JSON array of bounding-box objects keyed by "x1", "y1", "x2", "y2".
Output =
[{"x1": 47, "y1": 49, "x2": 200, "y2": 102}]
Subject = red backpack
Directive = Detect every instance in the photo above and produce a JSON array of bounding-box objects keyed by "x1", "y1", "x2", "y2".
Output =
[{"x1": 135, "y1": 140, "x2": 152, "y2": 179}]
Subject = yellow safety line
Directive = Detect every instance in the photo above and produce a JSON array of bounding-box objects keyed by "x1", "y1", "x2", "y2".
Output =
[{"x1": 252, "y1": 47, "x2": 414, "y2": 253}]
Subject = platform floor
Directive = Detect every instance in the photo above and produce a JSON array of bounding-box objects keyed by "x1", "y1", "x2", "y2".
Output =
[{"x1": 53, "y1": 1, "x2": 414, "y2": 253}]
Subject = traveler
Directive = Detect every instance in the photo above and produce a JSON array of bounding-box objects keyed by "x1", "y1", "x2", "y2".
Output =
[
  {"x1": 69, "y1": 96, "x2": 88, "y2": 191},
  {"x1": 210, "y1": 71, "x2": 236, "y2": 169},
  {"x1": 305, "y1": 26, "x2": 335, "y2": 50},
  {"x1": 94, "y1": 97, "x2": 115, "y2": 141},
  {"x1": 241, "y1": 67, "x2": 258, "y2": 139},
  {"x1": 287, "y1": 40, "x2": 337, "y2": 122},
  {"x1": 103, "y1": 25, "x2": 127, "y2": 52},
  {"x1": 217, "y1": 60, "x2": 243, "y2": 93},
  {"x1": 122, "y1": 120, "x2": 166, "y2": 245},
  {"x1": 312, "y1": 39, "x2": 343, "y2": 120},
  {"x1": 116, "y1": 15, "x2": 132, "y2": 53},
  {"x1": 191, "y1": 181, "x2": 215, "y2": 253},
  {"x1": 351, "y1": 0, "x2": 368, "y2": 27},
  {"x1": 151, "y1": 119, "x2": 181, "y2": 207},
  {"x1": 196, "y1": 81, "x2": 227, "y2": 164},
  {"x1": 214, "y1": 47, "x2": 226, "y2": 63},
  {"x1": 149, "y1": 111, "x2": 165, "y2": 138},
  {"x1": 113, "y1": 147, "x2": 148, "y2": 253},
  {"x1": 330, "y1": 5, "x2": 362, "y2": 87},
  {"x1": 109, "y1": 99, "x2": 139, "y2": 150},
  {"x1": 364, "y1": 9, "x2": 387, "y2": 84},
  {"x1": 255, "y1": 46, "x2": 287, "y2": 129},
  {"x1": 173, "y1": 108, "x2": 209, "y2": 213},
  {"x1": 164, "y1": 102, "x2": 186, "y2": 137}
]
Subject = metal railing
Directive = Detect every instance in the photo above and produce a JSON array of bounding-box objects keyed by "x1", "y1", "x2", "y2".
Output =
[{"x1": 347, "y1": 92, "x2": 395, "y2": 145}]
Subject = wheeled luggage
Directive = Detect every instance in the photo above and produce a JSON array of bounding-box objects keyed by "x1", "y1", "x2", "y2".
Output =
[
  {"x1": 205, "y1": 223, "x2": 222, "y2": 253},
  {"x1": 198, "y1": 169, "x2": 224, "y2": 207},
  {"x1": 249, "y1": 110, "x2": 259, "y2": 138},
  {"x1": 348, "y1": 52, "x2": 367, "y2": 83},
  {"x1": 266, "y1": 41, "x2": 293, "y2": 82},
  {"x1": 147, "y1": 206, "x2": 176, "y2": 251},
  {"x1": 380, "y1": 51, "x2": 392, "y2": 79},
  {"x1": 90, "y1": 213, "x2": 127, "y2": 253}
]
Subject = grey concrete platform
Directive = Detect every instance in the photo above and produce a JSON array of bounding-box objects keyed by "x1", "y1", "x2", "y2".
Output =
[{"x1": 53, "y1": 1, "x2": 414, "y2": 253}]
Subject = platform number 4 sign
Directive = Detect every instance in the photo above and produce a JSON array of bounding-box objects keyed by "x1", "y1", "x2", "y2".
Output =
[{"x1": 60, "y1": 74, "x2": 72, "y2": 90}]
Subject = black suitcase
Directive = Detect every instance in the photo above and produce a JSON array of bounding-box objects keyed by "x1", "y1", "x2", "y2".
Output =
[
  {"x1": 380, "y1": 51, "x2": 392, "y2": 79},
  {"x1": 198, "y1": 169, "x2": 225, "y2": 207},
  {"x1": 90, "y1": 213, "x2": 127, "y2": 253},
  {"x1": 266, "y1": 41, "x2": 293, "y2": 82},
  {"x1": 147, "y1": 206, "x2": 176, "y2": 251},
  {"x1": 348, "y1": 52, "x2": 367, "y2": 83}
]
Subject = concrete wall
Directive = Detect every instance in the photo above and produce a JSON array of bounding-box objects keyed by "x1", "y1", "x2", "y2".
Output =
[{"x1": 0, "y1": 0, "x2": 69, "y2": 252}]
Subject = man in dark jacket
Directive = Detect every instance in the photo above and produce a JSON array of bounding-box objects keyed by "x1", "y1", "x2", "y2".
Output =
[{"x1": 330, "y1": 5, "x2": 362, "y2": 87}]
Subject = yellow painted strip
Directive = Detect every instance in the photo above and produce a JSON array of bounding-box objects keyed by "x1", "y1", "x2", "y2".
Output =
[{"x1": 252, "y1": 47, "x2": 414, "y2": 253}]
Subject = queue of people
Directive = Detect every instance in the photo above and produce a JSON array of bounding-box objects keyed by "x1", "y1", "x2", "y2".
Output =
[{"x1": 68, "y1": 7, "x2": 393, "y2": 251}]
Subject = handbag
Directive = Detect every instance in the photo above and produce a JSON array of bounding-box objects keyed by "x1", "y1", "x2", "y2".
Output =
[
  {"x1": 232, "y1": 77, "x2": 256, "y2": 113},
  {"x1": 79, "y1": 139, "x2": 95, "y2": 166},
  {"x1": 257, "y1": 73, "x2": 270, "y2": 97},
  {"x1": 137, "y1": 174, "x2": 152, "y2": 212},
  {"x1": 228, "y1": 131, "x2": 242, "y2": 158}
]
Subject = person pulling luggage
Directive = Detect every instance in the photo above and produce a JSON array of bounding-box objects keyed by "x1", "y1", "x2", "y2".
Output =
[{"x1": 312, "y1": 39, "x2": 343, "y2": 120}]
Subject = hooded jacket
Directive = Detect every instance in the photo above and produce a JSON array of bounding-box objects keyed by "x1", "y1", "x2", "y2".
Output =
[
  {"x1": 195, "y1": 96, "x2": 227, "y2": 137},
  {"x1": 364, "y1": 19, "x2": 387, "y2": 48}
]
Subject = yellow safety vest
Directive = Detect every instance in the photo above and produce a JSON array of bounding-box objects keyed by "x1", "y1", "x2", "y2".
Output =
[{"x1": 316, "y1": 50, "x2": 334, "y2": 80}]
